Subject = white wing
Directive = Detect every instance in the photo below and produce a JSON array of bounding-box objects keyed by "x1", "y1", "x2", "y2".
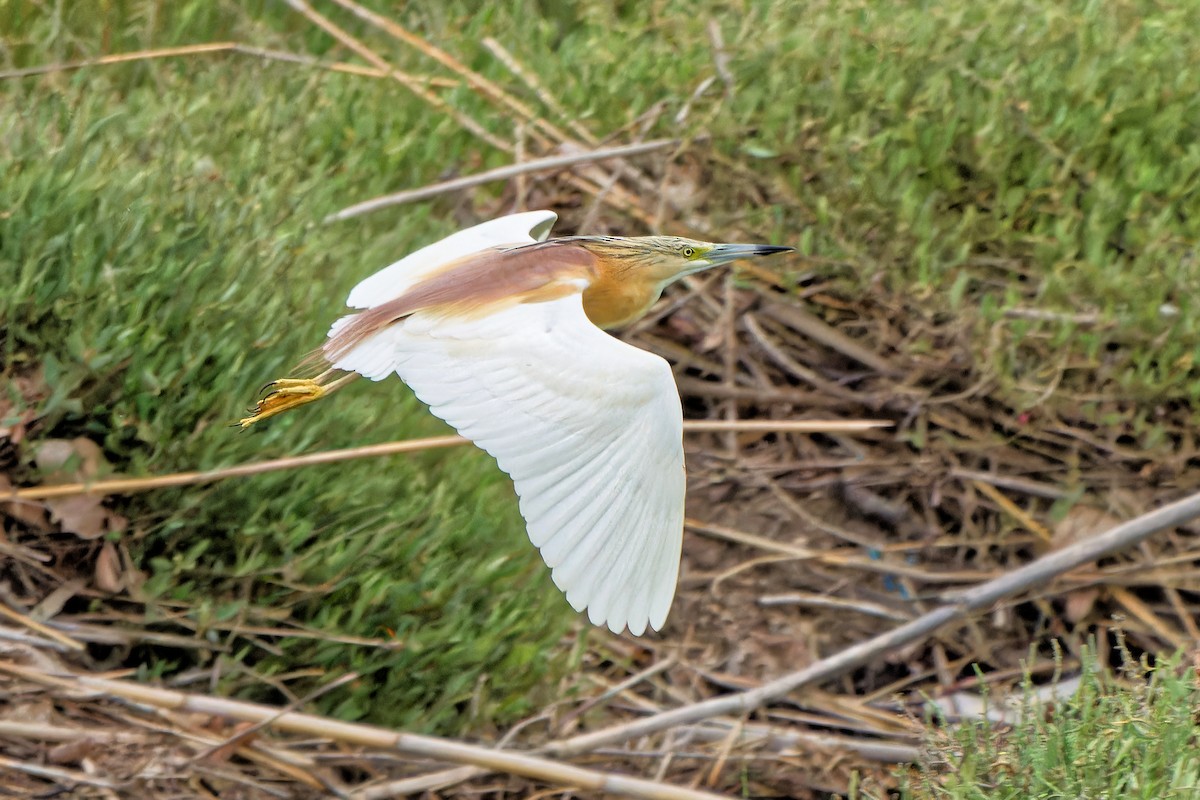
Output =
[
  {"x1": 346, "y1": 210, "x2": 558, "y2": 309},
  {"x1": 331, "y1": 295, "x2": 685, "y2": 635}
]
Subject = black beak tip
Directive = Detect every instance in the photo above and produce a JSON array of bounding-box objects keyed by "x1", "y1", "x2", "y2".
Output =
[{"x1": 755, "y1": 244, "x2": 794, "y2": 257}]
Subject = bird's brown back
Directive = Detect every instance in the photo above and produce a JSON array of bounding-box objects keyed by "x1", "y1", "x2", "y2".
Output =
[{"x1": 322, "y1": 241, "x2": 600, "y2": 362}]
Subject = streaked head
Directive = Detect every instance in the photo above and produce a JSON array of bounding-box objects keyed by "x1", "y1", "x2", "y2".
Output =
[{"x1": 580, "y1": 234, "x2": 792, "y2": 285}]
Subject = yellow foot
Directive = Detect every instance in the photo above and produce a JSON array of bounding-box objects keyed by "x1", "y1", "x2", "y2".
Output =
[{"x1": 237, "y1": 378, "x2": 327, "y2": 429}]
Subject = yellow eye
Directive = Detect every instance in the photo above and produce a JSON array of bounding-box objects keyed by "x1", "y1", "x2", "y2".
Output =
[{"x1": 683, "y1": 247, "x2": 696, "y2": 258}]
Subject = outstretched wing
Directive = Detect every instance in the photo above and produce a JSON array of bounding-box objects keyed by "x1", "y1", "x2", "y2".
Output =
[{"x1": 332, "y1": 295, "x2": 685, "y2": 636}]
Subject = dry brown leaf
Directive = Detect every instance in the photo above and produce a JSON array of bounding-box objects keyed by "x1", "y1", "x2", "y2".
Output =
[
  {"x1": 47, "y1": 494, "x2": 108, "y2": 539},
  {"x1": 94, "y1": 541, "x2": 124, "y2": 593},
  {"x1": 0, "y1": 431, "x2": 130, "y2": 540},
  {"x1": 47, "y1": 737, "x2": 100, "y2": 765},
  {"x1": 1054, "y1": 505, "x2": 1123, "y2": 624},
  {"x1": 117, "y1": 540, "x2": 147, "y2": 597},
  {"x1": 106, "y1": 509, "x2": 128, "y2": 534},
  {"x1": 0, "y1": 409, "x2": 36, "y2": 445},
  {"x1": 35, "y1": 437, "x2": 106, "y2": 480},
  {"x1": 33, "y1": 579, "x2": 86, "y2": 619},
  {"x1": 1053, "y1": 504, "x2": 1121, "y2": 548},
  {"x1": 663, "y1": 310, "x2": 706, "y2": 340},
  {"x1": 0, "y1": 369, "x2": 48, "y2": 443},
  {"x1": 34, "y1": 439, "x2": 82, "y2": 473},
  {"x1": 0, "y1": 474, "x2": 52, "y2": 531},
  {"x1": 1063, "y1": 587, "x2": 1100, "y2": 623},
  {"x1": 204, "y1": 721, "x2": 259, "y2": 764}
]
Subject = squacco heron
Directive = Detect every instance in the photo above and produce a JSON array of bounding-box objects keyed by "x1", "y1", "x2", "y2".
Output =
[{"x1": 240, "y1": 211, "x2": 790, "y2": 635}]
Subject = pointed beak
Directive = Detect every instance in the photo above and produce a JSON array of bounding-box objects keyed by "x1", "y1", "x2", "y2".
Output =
[{"x1": 706, "y1": 242, "x2": 793, "y2": 266}]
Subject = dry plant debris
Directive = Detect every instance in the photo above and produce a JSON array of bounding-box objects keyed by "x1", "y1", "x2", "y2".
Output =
[{"x1": 5, "y1": 2, "x2": 1200, "y2": 797}]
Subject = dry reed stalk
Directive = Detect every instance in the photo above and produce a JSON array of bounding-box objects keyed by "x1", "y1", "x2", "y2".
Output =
[
  {"x1": 481, "y1": 37, "x2": 599, "y2": 146},
  {"x1": 0, "y1": 663, "x2": 728, "y2": 800},
  {"x1": 0, "y1": 41, "x2": 460, "y2": 85},
  {"x1": 326, "y1": 139, "x2": 679, "y2": 222},
  {"x1": 0, "y1": 604, "x2": 85, "y2": 651},
  {"x1": 8, "y1": 421, "x2": 889, "y2": 502},
  {"x1": 283, "y1": 0, "x2": 509, "y2": 152}
]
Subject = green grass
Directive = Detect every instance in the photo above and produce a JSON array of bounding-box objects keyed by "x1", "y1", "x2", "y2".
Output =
[
  {"x1": 2, "y1": 0, "x2": 1199, "y2": 740},
  {"x1": 2, "y1": 1, "x2": 583, "y2": 733},
  {"x1": 901, "y1": 647, "x2": 1200, "y2": 799}
]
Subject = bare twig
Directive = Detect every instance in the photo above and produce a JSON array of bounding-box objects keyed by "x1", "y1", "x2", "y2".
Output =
[
  {"x1": 971, "y1": 479, "x2": 1053, "y2": 543},
  {"x1": 0, "y1": 42, "x2": 233, "y2": 79},
  {"x1": 758, "y1": 592, "x2": 913, "y2": 622},
  {"x1": 686, "y1": 720, "x2": 919, "y2": 763},
  {"x1": 186, "y1": 672, "x2": 361, "y2": 766},
  {"x1": 0, "y1": 753, "x2": 122, "y2": 789},
  {"x1": 8, "y1": 436, "x2": 466, "y2": 501},
  {"x1": 949, "y1": 468, "x2": 1069, "y2": 500},
  {"x1": 683, "y1": 420, "x2": 889, "y2": 434},
  {"x1": 0, "y1": 720, "x2": 144, "y2": 743},
  {"x1": 559, "y1": 658, "x2": 677, "y2": 730},
  {"x1": 0, "y1": 604, "x2": 84, "y2": 651},
  {"x1": 354, "y1": 766, "x2": 481, "y2": 799},
  {"x1": 706, "y1": 21, "x2": 735, "y2": 99},
  {"x1": 743, "y1": 314, "x2": 860, "y2": 400},
  {"x1": 759, "y1": 300, "x2": 903, "y2": 378},
  {"x1": 685, "y1": 519, "x2": 989, "y2": 582},
  {"x1": 0, "y1": 41, "x2": 459, "y2": 84},
  {"x1": 1002, "y1": 307, "x2": 1102, "y2": 325},
  {"x1": 325, "y1": 139, "x2": 679, "y2": 222},
  {"x1": 685, "y1": 518, "x2": 821, "y2": 560}
]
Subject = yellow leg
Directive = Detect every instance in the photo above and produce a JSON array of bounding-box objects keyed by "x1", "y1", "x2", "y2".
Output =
[{"x1": 236, "y1": 371, "x2": 358, "y2": 429}]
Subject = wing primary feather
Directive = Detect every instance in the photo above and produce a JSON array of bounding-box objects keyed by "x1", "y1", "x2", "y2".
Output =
[
  {"x1": 608, "y1": 494, "x2": 657, "y2": 632},
  {"x1": 644, "y1": 475, "x2": 684, "y2": 630},
  {"x1": 581, "y1": 472, "x2": 658, "y2": 632},
  {"x1": 529, "y1": 473, "x2": 612, "y2": 564},
  {"x1": 522, "y1": 431, "x2": 634, "y2": 533},
  {"x1": 535, "y1": 461, "x2": 638, "y2": 567},
  {"x1": 515, "y1": 426, "x2": 634, "y2": 522},
  {"x1": 549, "y1": 480, "x2": 637, "y2": 596},
  {"x1": 551, "y1": 483, "x2": 643, "y2": 609},
  {"x1": 626, "y1": 486, "x2": 678, "y2": 633},
  {"x1": 498, "y1": 434, "x2": 584, "y2": 482}
]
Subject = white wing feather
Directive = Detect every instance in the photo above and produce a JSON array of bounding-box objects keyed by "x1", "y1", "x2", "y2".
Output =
[
  {"x1": 345, "y1": 210, "x2": 558, "y2": 309},
  {"x1": 331, "y1": 296, "x2": 685, "y2": 635}
]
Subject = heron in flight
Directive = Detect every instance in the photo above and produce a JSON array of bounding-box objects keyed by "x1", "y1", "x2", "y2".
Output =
[{"x1": 240, "y1": 211, "x2": 790, "y2": 635}]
